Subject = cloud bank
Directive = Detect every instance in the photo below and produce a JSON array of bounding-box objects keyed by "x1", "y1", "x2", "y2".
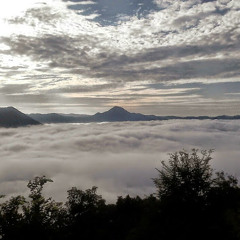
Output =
[{"x1": 0, "y1": 120, "x2": 240, "y2": 202}]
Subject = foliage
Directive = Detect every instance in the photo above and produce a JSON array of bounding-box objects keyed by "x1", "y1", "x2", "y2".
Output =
[
  {"x1": 0, "y1": 150, "x2": 240, "y2": 240},
  {"x1": 153, "y1": 149, "x2": 213, "y2": 202},
  {"x1": 66, "y1": 186, "x2": 105, "y2": 217},
  {"x1": 153, "y1": 149, "x2": 240, "y2": 240}
]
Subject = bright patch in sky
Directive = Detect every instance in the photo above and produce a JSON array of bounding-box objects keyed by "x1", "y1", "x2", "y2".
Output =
[{"x1": 0, "y1": 1, "x2": 37, "y2": 18}]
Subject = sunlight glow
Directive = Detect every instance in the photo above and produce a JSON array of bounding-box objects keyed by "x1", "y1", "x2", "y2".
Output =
[{"x1": 0, "y1": 1, "x2": 39, "y2": 18}]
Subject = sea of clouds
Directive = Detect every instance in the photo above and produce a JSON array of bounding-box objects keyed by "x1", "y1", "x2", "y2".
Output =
[{"x1": 0, "y1": 120, "x2": 240, "y2": 202}]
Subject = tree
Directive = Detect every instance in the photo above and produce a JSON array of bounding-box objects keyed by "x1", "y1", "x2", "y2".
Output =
[
  {"x1": 66, "y1": 186, "x2": 106, "y2": 239},
  {"x1": 66, "y1": 186, "x2": 105, "y2": 218},
  {"x1": 153, "y1": 149, "x2": 213, "y2": 205},
  {"x1": 207, "y1": 171, "x2": 240, "y2": 240},
  {"x1": 153, "y1": 149, "x2": 215, "y2": 240},
  {"x1": 153, "y1": 149, "x2": 240, "y2": 240},
  {"x1": 22, "y1": 176, "x2": 66, "y2": 240},
  {"x1": 0, "y1": 195, "x2": 26, "y2": 239}
]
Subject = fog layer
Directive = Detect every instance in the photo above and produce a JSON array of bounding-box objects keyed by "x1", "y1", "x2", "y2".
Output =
[{"x1": 0, "y1": 120, "x2": 240, "y2": 202}]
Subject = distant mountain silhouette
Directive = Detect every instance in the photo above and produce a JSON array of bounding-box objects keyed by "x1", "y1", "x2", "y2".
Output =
[
  {"x1": 29, "y1": 113, "x2": 76, "y2": 123},
  {"x1": 28, "y1": 106, "x2": 240, "y2": 124},
  {"x1": 29, "y1": 113, "x2": 90, "y2": 123},
  {"x1": 29, "y1": 106, "x2": 160, "y2": 123},
  {"x1": 0, "y1": 107, "x2": 40, "y2": 127},
  {"x1": 91, "y1": 106, "x2": 159, "y2": 122}
]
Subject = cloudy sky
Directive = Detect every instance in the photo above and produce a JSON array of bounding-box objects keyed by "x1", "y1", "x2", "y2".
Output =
[
  {"x1": 0, "y1": 0, "x2": 240, "y2": 115},
  {"x1": 1, "y1": 120, "x2": 240, "y2": 202}
]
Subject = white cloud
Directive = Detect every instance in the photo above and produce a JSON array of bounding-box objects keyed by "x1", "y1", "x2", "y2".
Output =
[
  {"x1": 0, "y1": 120, "x2": 240, "y2": 202},
  {"x1": 0, "y1": 0, "x2": 239, "y2": 114}
]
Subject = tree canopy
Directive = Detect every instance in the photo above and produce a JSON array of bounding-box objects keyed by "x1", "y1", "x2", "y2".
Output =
[
  {"x1": 153, "y1": 149, "x2": 214, "y2": 203},
  {"x1": 0, "y1": 149, "x2": 240, "y2": 240}
]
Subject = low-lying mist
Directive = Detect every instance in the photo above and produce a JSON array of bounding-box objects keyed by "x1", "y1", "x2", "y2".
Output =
[{"x1": 0, "y1": 120, "x2": 240, "y2": 202}]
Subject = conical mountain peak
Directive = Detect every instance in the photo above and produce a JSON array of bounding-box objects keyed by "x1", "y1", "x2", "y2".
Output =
[
  {"x1": 0, "y1": 106, "x2": 40, "y2": 127},
  {"x1": 108, "y1": 106, "x2": 129, "y2": 114}
]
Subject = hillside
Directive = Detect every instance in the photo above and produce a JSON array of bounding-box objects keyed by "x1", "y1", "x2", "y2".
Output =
[
  {"x1": 28, "y1": 106, "x2": 240, "y2": 124},
  {"x1": 0, "y1": 107, "x2": 40, "y2": 127},
  {"x1": 91, "y1": 106, "x2": 159, "y2": 122}
]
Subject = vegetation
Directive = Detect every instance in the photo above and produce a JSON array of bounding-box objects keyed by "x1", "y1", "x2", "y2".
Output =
[{"x1": 1, "y1": 149, "x2": 240, "y2": 240}]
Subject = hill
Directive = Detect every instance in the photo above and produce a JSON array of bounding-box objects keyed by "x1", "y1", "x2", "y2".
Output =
[
  {"x1": 29, "y1": 106, "x2": 160, "y2": 123},
  {"x1": 91, "y1": 106, "x2": 159, "y2": 122},
  {"x1": 29, "y1": 113, "x2": 90, "y2": 123},
  {"x1": 28, "y1": 106, "x2": 240, "y2": 124},
  {"x1": 0, "y1": 107, "x2": 40, "y2": 127}
]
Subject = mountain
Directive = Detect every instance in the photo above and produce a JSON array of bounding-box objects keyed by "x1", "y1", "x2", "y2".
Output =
[
  {"x1": 91, "y1": 106, "x2": 159, "y2": 122},
  {"x1": 0, "y1": 107, "x2": 40, "y2": 127},
  {"x1": 1, "y1": 106, "x2": 239, "y2": 127},
  {"x1": 29, "y1": 113, "x2": 90, "y2": 123},
  {"x1": 27, "y1": 106, "x2": 240, "y2": 124},
  {"x1": 29, "y1": 106, "x2": 160, "y2": 123},
  {"x1": 29, "y1": 113, "x2": 75, "y2": 123}
]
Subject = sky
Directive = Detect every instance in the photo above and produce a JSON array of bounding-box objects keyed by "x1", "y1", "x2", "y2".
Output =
[
  {"x1": 0, "y1": 0, "x2": 240, "y2": 115},
  {"x1": 0, "y1": 120, "x2": 240, "y2": 202}
]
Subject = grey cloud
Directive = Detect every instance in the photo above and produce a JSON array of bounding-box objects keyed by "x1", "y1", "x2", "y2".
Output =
[
  {"x1": 146, "y1": 82, "x2": 240, "y2": 99},
  {"x1": 157, "y1": 58, "x2": 240, "y2": 80},
  {"x1": 0, "y1": 85, "x2": 127, "y2": 112},
  {"x1": 190, "y1": 82, "x2": 240, "y2": 99},
  {"x1": 0, "y1": 120, "x2": 240, "y2": 202},
  {"x1": 2, "y1": 33, "x2": 240, "y2": 83},
  {"x1": 91, "y1": 57, "x2": 240, "y2": 82},
  {"x1": 97, "y1": 43, "x2": 239, "y2": 66},
  {"x1": 127, "y1": 101, "x2": 240, "y2": 117},
  {"x1": 0, "y1": 84, "x2": 31, "y2": 95},
  {"x1": 172, "y1": 7, "x2": 230, "y2": 30},
  {"x1": 49, "y1": 83, "x2": 124, "y2": 94},
  {"x1": 0, "y1": 93, "x2": 52, "y2": 105},
  {"x1": 2, "y1": 35, "x2": 87, "y2": 61},
  {"x1": 0, "y1": 69, "x2": 26, "y2": 79},
  {"x1": 0, "y1": 93, "x2": 112, "y2": 110},
  {"x1": 93, "y1": 42, "x2": 240, "y2": 77},
  {"x1": 1, "y1": 34, "x2": 99, "y2": 74}
]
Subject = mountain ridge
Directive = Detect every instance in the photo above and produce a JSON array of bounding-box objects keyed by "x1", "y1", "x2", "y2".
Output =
[
  {"x1": 0, "y1": 107, "x2": 40, "y2": 127},
  {"x1": 28, "y1": 106, "x2": 240, "y2": 124}
]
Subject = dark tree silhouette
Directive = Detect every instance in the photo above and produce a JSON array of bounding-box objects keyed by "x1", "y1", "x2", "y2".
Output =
[
  {"x1": 0, "y1": 150, "x2": 240, "y2": 240},
  {"x1": 153, "y1": 149, "x2": 240, "y2": 240},
  {"x1": 153, "y1": 149, "x2": 213, "y2": 203},
  {"x1": 66, "y1": 186, "x2": 106, "y2": 240}
]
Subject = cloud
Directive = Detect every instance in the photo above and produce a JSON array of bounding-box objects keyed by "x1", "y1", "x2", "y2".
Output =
[
  {"x1": 8, "y1": 6, "x2": 63, "y2": 25},
  {"x1": 0, "y1": 84, "x2": 31, "y2": 95},
  {"x1": 0, "y1": 0, "x2": 239, "y2": 114},
  {"x1": 0, "y1": 120, "x2": 240, "y2": 202},
  {"x1": 2, "y1": 33, "x2": 240, "y2": 82}
]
